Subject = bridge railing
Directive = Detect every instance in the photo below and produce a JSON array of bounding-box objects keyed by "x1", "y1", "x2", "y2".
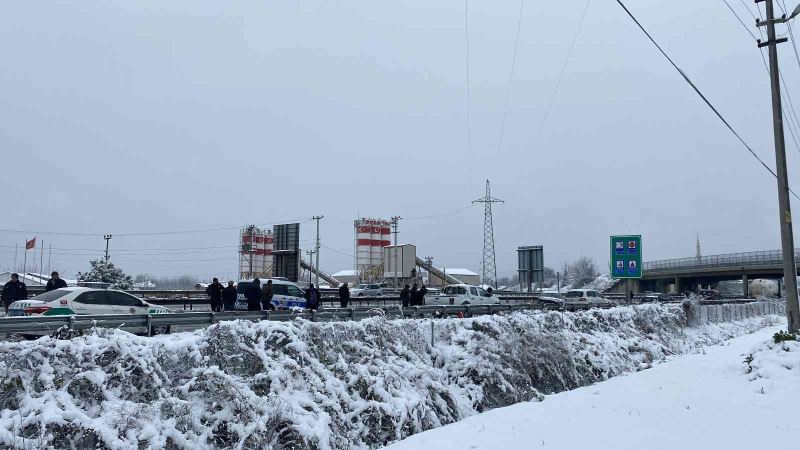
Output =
[{"x1": 643, "y1": 248, "x2": 800, "y2": 274}]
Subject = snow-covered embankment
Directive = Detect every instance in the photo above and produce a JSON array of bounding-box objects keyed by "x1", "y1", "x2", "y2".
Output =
[{"x1": 0, "y1": 303, "x2": 782, "y2": 449}]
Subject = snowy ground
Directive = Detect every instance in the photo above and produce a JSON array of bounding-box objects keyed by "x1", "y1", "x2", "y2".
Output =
[{"x1": 384, "y1": 324, "x2": 798, "y2": 450}]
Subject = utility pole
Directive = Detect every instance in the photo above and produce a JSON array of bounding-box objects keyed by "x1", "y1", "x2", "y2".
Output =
[
  {"x1": 104, "y1": 234, "x2": 112, "y2": 262},
  {"x1": 472, "y1": 179, "x2": 504, "y2": 287},
  {"x1": 306, "y1": 249, "x2": 316, "y2": 283},
  {"x1": 391, "y1": 216, "x2": 401, "y2": 287},
  {"x1": 757, "y1": 0, "x2": 800, "y2": 332},
  {"x1": 312, "y1": 216, "x2": 323, "y2": 287}
]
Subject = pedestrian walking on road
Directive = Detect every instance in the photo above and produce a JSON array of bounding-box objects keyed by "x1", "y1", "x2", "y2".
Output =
[
  {"x1": 222, "y1": 281, "x2": 237, "y2": 311},
  {"x1": 410, "y1": 283, "x2": 419, "y2": 307},
  {"x1": 206, "y1": 277, "x2": 224, "y2": 312},
  {"x1": 262, "y1": 279, "x2": 275, "y2": 310},
  {"x1": 45, "y1": 271, "x2": 67, "y2": 292},
  {"x1": 305, "y1": 283, "x2": 320, "y2": 311},
  {"x1": 400, "y1": 284, "x2": 410, "y2": 308},
  {"x1": 418, "y1": 284, "x2": 428, "y2": 306},
  {"x1": 2, "y1": 273, "x2": 27, "y2": 314},
  {"x1": 245, "y1": 278, "x2": 262, "y2": 311},
  {"x1": 338, "y1": 282, "x2": 350, "y2": 308}
]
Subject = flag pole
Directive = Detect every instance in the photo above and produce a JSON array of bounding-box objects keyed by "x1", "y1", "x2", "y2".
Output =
[
  {"x1": 22, "y1": 241, "x2": 27, "y2": 276},
  {"x1": 40, "y1": 239, "x2": 44, "y2": 277},
  {"x1": 48, "y1": 243, "x2": 52, "y2": 275}
]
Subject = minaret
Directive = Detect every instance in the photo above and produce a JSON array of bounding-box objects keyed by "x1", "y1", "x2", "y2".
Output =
[{"x1": 696, "y1": 234, "x2": 702, "y2": 259}]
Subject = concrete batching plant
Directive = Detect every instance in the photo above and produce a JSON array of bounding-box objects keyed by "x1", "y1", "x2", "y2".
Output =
[
  {"x1": 354, "y1": 218, "x2": 391, "y2": 280},
  {"x1": 239, "y1": 225, "x2": 273, "y2": 279}
]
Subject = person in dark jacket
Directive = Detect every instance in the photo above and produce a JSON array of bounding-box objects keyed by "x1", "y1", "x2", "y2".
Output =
[
  {"x1": 399, "y1": 284, "x2": 410, "y2": 308},
  {"x1": 304, "y1": 283, "x2": 320, "y2": 311},
  {"x1": 45, "y1": 271, "x2": 68, "y2": 292},
  {"x1": 410, "y1": 283, "x2": 419, "y2": 306},
  {"x1": 338, "y1": 282, "x2": 350, "y2": 308},
  {"x1": 222, "y1": 281, "x2": 237, "y2": 311},
  {"x1": 206, "y1": 277, "x2": 224, "y2": 312},
  {"x1": 2, "y1": 273, "x2": 27, "y2": 313},
  {"x1": 244, "y1": 278, "x2": 262, "y2": 311},
  {"x1": 262, "y1": 280, "x2": 275, "y2": 310},
  {"x1": 417, "y1": 284, "x2": 428, "y2": 306}
]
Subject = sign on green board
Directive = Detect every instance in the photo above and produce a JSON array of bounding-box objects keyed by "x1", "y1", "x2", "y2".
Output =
[{"x1": 610, "y1": 235, "x2": 642, "y2": 279}]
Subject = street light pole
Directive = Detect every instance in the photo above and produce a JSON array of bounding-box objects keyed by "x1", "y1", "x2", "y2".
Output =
[
  {"x1": 104, "y1": 234, "x2": 112, "y2": 262},
  {"x1": 757, "y1": 0, "x2": 800, "y2": 332}
]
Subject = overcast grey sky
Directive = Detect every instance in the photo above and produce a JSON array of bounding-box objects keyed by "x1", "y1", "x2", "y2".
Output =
[{"x1": 2, "y1": 0, "x2": 798, "y2": 280}]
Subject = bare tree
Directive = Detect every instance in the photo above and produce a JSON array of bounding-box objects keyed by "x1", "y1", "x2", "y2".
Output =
[{"x1": 565, "y1": 257, "x2": 598, "y2": 288}]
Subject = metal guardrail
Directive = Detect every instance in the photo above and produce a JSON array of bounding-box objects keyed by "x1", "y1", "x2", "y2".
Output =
[
  {"x1": 0, "y1": 303, "x2": 586, "y2": 336},
  {"x1": 643, "y1": 248, "x2": 800, "y2": 274}
]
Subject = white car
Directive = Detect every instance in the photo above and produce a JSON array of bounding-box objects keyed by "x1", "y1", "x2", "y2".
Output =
[
  {"x1": 427, "y1": 284, "x2": 500, "y2": 306},
  {"x1": 235, "y1": 278, "x2": 306, "y2": 310},
  {"x1": 350, "y1": 283, "x2": 384, "y2": 297},
  {"x1": 564, "y1": 289, "x2": 610, "y2": 305},
  {"x1": 6, "y1": 287, "x2": 173, "y2": 335}
]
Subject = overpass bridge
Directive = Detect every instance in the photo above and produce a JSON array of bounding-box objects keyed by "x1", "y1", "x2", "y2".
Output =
[{"x1": 638, "y1": 249, "x2": 800, "y2": 296}]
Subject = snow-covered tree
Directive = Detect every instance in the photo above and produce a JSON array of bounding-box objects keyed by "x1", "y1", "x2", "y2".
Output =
[{"x1": 78, "y1": 259, "x2": 133, "y2": 289}]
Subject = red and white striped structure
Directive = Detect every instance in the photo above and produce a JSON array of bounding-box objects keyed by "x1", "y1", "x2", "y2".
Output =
[
  {"x1": 354, "y1": 218, "x2": 391, "y2": 277},
  {"x1": 239, "y1": 226, "x2": 273, "y2": 279}
]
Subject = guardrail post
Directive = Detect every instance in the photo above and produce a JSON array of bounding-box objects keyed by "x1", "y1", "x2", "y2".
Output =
[
  {"x1": 430, "y1": 320, "x2": 434, "y2": 346},
  {"x1": 68, "y1": 315, "x2": 76, "y2": 332},
  {"x1": 146, "y1": 314, "x2": 153, "y2": 337},
  {"x1": 350, "y1": 307, "x2": 355, "y2": 321},
  {"x1": 210, "y1": 312, "x2": 216, "y2": 325}
]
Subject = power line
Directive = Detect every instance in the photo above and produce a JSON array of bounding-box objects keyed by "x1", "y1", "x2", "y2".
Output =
[
  {"x1": 0, "y1": 217, "x2": 313, "y2": 238},
  {"x1": 718, "y1": 0, "x2": 800, "y2": 157},
  {"x1": 517, "y1": 0, "x2": 591, "y2": 180},
  {"x1": 321, "y1": 244, "x2": 354, "y2": 258},
  {"x1": 403, "y1": 204, "x2": 475, "y2": 220},
  {"x1": 465, "y1": 0, "x2": 473, "y2": 187},
  {"x1": 494, "y1": 0, "x2": 526, "y2": 169},
  {"x1": 721, "y1": 0, "x2": 759, "y2": 40},
  {"x1": 615, "y1": 0, "x2": 800, "y2": 201}
]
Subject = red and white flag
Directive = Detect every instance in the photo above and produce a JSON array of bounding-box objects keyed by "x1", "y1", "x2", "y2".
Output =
[{"x1": 25, "y1": 238, "x2": 36, "y2": 250}]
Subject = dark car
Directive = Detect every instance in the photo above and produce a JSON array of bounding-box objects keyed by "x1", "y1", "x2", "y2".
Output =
[{"x1": 639, "y1": 292, "x2": 672, "y2": 303}]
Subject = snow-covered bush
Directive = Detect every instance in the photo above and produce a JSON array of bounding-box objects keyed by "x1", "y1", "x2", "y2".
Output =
[
  {"x1": 0, "y1": 305, "x2": 776, "y2": 449},
  {"x1": 77, "y1": 259, "x2": 133, "y2": 289}
]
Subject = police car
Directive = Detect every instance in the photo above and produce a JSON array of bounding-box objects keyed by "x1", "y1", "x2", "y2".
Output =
[
  {"x1": 235, "y1": 278, "x2": 307, "y2": 310},
  {"x1": 6, "y1": 287, "x2": 173, "y2": 335}
]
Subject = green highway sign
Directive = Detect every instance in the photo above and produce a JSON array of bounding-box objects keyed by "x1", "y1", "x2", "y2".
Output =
[{"x1": 610, "y1": 235, "x2": 642, "y2": 279}]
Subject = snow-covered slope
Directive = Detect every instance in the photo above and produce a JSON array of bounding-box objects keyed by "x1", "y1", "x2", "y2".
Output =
[
  {"x1": 384, "y1": 324, "x2": 797, "y2": 450},
  {"x1": 0, "y1": 305, "x2": 781, "y2": 449}
]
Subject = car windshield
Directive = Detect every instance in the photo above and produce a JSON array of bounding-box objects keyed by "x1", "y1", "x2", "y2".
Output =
[
  {"x1": 356, "y1": 284, "x2": 368, "y2": 289},
  {"x1": 565, "y1": 291, "x2": 584, "y2": 298},
  {"x1": 30, "y1": 289, "x2": 72, "y2": 303}
]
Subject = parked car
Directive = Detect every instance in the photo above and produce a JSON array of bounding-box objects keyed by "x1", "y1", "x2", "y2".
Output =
[
  {"x1": 564, "y1": 289, "x2": 609, "y2": 305},
  {"x1": 350, "y1": 283, "x2": 384, "y2": 297},
  {"x1": 235, "y1": 278, "x2": 306, "y2": 310},
  {"x1": 536, "y1": 290, "x2": 566, "y2": 307},
  {"x1": 426, "y1": 284, "x2": 500, "y2": 306},
  {"x1": 639, "y1": 292, "x2": 672, "y2": 303},
  {"x1": 6, "y1": 287, "x2": 172, "y2": 335}
]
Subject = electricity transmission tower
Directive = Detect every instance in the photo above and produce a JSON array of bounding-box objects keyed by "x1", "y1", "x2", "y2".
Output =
[{"x1": 472, "y1": 179, "x2": 503, "y2": 287}]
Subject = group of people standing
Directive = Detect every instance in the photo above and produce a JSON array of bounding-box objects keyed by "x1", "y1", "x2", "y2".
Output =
[
  {"x1": 204, "y1": 278, "x2": 238, "y2": 312},
  {"x1": 205, "y1": 278, "x2": 429, "y2": 312},
  {"x1": 2, "y1": 271, "x2": 67, "y2": 313},
  {"x1": 399, "y1": 283, "x2": 427, "y2": 307},
  {"x1": 205, "y1": 278, "x2": 324, "y2": 312}
]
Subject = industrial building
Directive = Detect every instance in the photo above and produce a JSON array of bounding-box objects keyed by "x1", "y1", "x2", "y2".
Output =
[
  {"x1": 239, "y1": 225, "x2": 273, "y2": 280},
  {"x1": 354, "y1": 218, "x2": 391, "y2": 279}
]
